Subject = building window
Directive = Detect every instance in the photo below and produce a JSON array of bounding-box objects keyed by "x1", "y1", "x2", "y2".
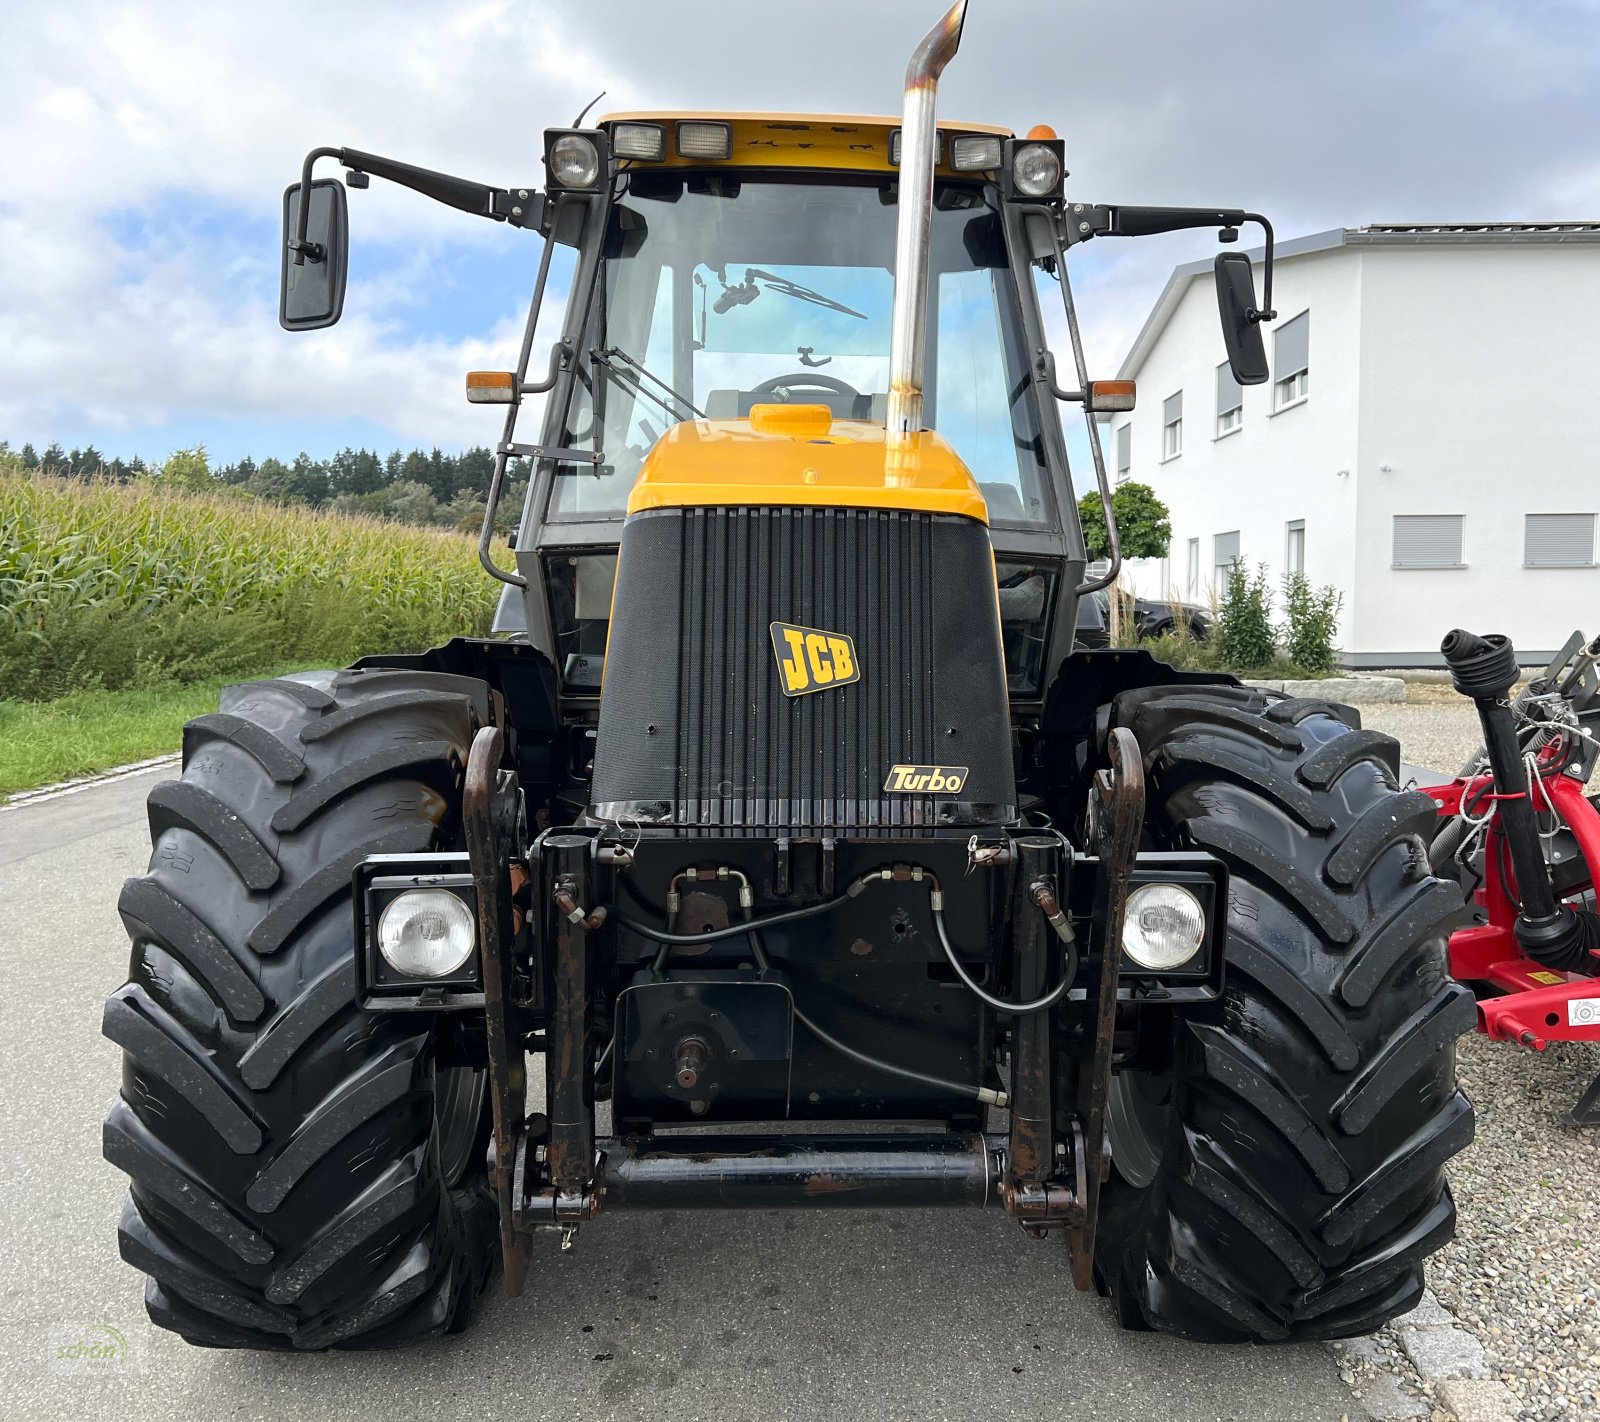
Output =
[
  {"x1": 1214, "y1": 530, "x2": 1240, "y2": 586},
  {"x1": 1115, "y1": 423, "x2": 1131, "y2": 481},
  {"x1": 1274, "y1": 310, "x2": 1309, "y2": 409},
  {"x1": 1524, "y1": 513, "x2": 1596, "y2": 568},
  {"x1": 1393, "y1": 514, "x2": 1464, "y2": 569},
  {"x1": 1187, "y1": 537, "x2": 1200, "y2": 594},
  {"x1": 1286, "y1": 520, "x2": 1305, "y2": 576},
  {"x1": 1162, "y1": 391, "x2": 1183, "y2": 460},
  {"x1": 1216, "y1": 362, "x2": 1242, "y2": 437}
]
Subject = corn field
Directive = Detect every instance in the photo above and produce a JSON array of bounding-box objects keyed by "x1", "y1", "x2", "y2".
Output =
[{"x1": 0, "y1": 462, "x2": 496, "y2": 699}]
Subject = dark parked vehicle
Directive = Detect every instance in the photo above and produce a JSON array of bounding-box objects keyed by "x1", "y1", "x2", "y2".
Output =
[
  {"x1": 1092, "y1": 589, "x2": 1211, "y2": 643},
  {"x1": 1074, "y1": 587, "x2": 1110, "y2": 649}
]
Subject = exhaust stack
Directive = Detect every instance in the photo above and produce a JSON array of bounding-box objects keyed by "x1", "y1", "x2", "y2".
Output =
[{"x1": 886, "y1": 0, "x2": 968, "y2": 447}]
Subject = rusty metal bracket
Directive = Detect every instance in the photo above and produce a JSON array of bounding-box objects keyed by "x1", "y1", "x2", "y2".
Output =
[
  {"x1": 1066, "y1": 724, "x2": 1144, "y2": 1288},
  {"x1": 1002, "y1": 836, "x2": 1079, "y2": 1233},
  {"x1": 464, "y1": 725, "x2": 533, "y2": 1297},
  {"x1": 539, "y1": 837, "x2": 598, "y2": 1234}
]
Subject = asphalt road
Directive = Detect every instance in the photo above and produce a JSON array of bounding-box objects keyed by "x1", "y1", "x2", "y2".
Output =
[{"x1": 0, "y1": 766, "x2": 1370, "y2": 1422}]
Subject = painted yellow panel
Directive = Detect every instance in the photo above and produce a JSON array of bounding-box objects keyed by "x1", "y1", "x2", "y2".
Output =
[
  {"x1": 626, "y1": 416, "x2": 988, "y2": 524},
  {"x1": 597, "y1": 112, "x2": 1011, "y2": 176}
]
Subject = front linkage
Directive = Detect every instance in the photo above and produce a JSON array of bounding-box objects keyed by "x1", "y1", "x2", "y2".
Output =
[{"x1": 461, "y1": 724, "x2": 1148, "y2": 1287}]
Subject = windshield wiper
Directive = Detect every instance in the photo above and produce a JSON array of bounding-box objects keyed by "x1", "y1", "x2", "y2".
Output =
[
  {"x1": 591, "y1": 346, "x2": 706, "y2": 421},
  {"x1": 715, "y1": 268, "x2": 869, "y2": 321}
]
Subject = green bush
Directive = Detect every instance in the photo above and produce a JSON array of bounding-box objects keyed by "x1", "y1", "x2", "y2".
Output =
[
  {"x1": 1280, "y1": 572, "x2": 1343, "y2": 675},
  {"x1": 1212, "y1": 559, "x2": 1277, "y2": 671}
]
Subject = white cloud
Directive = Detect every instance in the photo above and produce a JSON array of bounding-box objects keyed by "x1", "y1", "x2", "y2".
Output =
[{"x1": 2, "y1": 0, "x2": 1599, "y2": 459}]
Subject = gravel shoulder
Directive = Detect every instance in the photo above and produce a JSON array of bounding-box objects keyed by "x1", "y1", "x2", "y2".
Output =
[{"x1": 1360, "y1": 698, "x2": 1600, "y2": 1422}]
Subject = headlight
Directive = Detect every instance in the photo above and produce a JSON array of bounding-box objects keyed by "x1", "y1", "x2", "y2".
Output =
[
  {"x1": 549, "y1": 133, "x2": 602, "y2": 188},
  {"x1": 950, "y1": 134, "x2": 1003, "y2": 171},
  {"x1": 1011, "y1": 141, "x2": 1063, "y2": 199},
  {"x1": 611, "y1": 122, "x2": 666, "y2": 161},
  {"x1": 378, "y1": 888, "x2": 476, "y2": 978},
  {"x1": 676, "y1": 120, "x2": 733, "y2": 160},
  {"x1": 1122, "y1": 883, "x2": 1205, "y2": 971}
]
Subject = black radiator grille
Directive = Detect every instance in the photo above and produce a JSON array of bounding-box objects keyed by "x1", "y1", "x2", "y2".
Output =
[{"x1": 590, "y1": 505, "x2": 1015, "y2": 833}]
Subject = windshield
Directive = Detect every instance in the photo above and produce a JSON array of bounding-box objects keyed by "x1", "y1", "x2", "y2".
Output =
[{"x1": 548, "y1": 173, "x2": 1052, "y2": 525}]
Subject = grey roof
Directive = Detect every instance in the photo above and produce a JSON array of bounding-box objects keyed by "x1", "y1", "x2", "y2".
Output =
[{"x1": 1114, "y1": 221, "x2": 1600, "y2": 381}]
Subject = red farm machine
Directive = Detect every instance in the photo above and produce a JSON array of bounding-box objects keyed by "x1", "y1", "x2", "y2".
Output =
[{"x1": 1426, "y1": 629, "x2": 1600, "y2": 1124}]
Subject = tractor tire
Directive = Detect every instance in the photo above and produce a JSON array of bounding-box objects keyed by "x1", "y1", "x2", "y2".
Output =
[
  {"x1": 102, "y1": 668, "x2": 500, "y2": 1350},
  {"x1": 1094, "y1": 686, "x2": 1475, "y2": 1342}
]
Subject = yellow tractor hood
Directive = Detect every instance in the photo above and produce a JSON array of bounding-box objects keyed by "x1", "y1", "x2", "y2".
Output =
[{"x1": 625, "y1": 409, "x2": 988, "y2": 524}]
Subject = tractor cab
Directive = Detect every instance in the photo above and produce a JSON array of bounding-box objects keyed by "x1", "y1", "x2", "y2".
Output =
[{"x1": 504, "y1": 112, "x2": 1079, "y2": 710}]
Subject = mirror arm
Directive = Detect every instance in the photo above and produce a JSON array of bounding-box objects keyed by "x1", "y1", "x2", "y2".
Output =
[
  {"x1": 334, "y1": 147, "x2": 545, "y2": 230},
  {"x1": 290, "y1": 147, "x2": 343, "y2": 264},
  {"x1": 292, "y1": 145, "x2": 545, "y2": 251},
  {"x1": 1068, "y1": 203, "x2": 1278, "y2": 320},
  {"x1": 1243, "y1": 211, "x2": 1277, "y2": 322}
]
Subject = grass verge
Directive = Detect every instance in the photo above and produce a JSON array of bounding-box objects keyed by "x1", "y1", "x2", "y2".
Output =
[{"x1": 0, "y1": 668, "x2": 316, "y2": 802}]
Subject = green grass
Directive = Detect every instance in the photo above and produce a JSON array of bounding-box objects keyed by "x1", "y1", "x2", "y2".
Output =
[
  {"x1": 1, "y1": 460, "x2": 495, "y2": 701},
  {"x1": 0, "y1": 669, "x2": 319, "y2": 800},
  {"x1": 0, "y1": 458, "x2": 501, "y2": 799}
]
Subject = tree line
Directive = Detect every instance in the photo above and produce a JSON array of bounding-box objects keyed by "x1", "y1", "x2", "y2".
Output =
[{"x1": 2, "y1": 439, "x2": 533, "y2": 532}]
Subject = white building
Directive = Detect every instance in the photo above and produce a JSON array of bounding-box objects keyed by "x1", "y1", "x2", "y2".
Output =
[{"x1": 1106, "y1": 222, "x2": 1600, "y2": 666}]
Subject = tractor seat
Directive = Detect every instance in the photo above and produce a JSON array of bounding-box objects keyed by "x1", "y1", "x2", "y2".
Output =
[{"x1": 705, "y1": 389, "x2": 886, "y2": 422}]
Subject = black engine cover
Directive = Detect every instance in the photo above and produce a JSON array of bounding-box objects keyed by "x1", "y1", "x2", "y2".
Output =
[{"x1": 590, "y1": 505, "x2": 1016, "y2": 832}]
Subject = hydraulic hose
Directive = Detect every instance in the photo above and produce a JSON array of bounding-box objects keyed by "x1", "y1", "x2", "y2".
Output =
[
  {"x1": 742, "y1": 926, "x2": 1006, "y2": 1107},
  {"x1": 616, "y1": 888, "x2": 857, "y2": 950},
  {"x1": 930, "y1": 903, "x2": 1076, "y2": 1015},
  {"x1": 615, "y1": 864, "x2": 1083, "y2": 1106}
]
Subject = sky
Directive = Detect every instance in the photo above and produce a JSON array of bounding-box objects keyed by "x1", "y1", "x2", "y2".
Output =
[{"x1": 3, "y1": 0, "x2": 1599, "y2": 476}]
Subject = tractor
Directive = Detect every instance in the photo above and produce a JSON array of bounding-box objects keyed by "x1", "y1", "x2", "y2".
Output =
[{"x1": 103, "y1": 1, "x2": 1474, "y2": 1349}]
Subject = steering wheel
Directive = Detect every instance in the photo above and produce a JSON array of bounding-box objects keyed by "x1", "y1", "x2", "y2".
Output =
[{"x1": 751, "y1": 372, "x2": 863, "y2": 403}]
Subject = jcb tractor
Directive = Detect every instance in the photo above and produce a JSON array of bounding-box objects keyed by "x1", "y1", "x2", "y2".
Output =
[{"x1": 103, "y1": 1, "x2": 1474, "y2": 1349}]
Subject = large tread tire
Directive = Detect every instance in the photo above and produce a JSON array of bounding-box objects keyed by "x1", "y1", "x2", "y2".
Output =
[
  {"x1": 1095, "y1": 684, "x2": 1475, "y2": 1343},
  {"x1": 103, "y1": 668, "x2": 500, "y2": 1350}
]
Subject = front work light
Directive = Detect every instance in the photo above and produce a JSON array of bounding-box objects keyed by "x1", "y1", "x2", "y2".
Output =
[
  {"x1": 612, "y1": 122, "x2": 667, "y2": 161},
  {"x1": 378, "y1": 888, "x2": 476, "y2": 978},
  {"x1": 547, "y1": 131, "x2": 603, "y2": 189},
  {"x1": 1011, "y1": 140, "x2": 1064, "y2": 199},
  {"x1": 676, "y1": 121, "x2": 733, "y2": 160},
  {"x1": 1122, "y1": 883, "x2": 1206, "y2": 971},
  {"x1": 950, "y1": 134, "x2": 1003, "y2": 171}
]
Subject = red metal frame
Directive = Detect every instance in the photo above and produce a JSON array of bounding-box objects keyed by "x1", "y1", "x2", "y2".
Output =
[{"x1": 1421, "y1": 749, "x2": 1600, "y2": 1049}]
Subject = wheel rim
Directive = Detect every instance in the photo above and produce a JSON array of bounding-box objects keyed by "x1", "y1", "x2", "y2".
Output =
[
  {"x1": 435, "y1": 1065, "x2": 487, "y2": 1188},
  {"x1": 1105, "y1": 1069, "x2": 1171, "y2": 1189}
]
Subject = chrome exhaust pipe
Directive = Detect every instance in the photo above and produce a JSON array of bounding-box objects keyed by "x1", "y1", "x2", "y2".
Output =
[{"x1": 886, "y1": 0, "x2": 968, "y2": 448}]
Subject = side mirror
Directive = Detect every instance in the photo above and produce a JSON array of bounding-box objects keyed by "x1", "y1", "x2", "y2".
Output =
[
  {"x1": 1214, "y1": 252, "x2": 1269, "y2": 385},
  {"x1": 280, "y1": 178, "x2": 348, "y2": 331}
]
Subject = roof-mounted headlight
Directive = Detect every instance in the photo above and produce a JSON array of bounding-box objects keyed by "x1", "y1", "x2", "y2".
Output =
[
  {"x1": 950, "y1": 134, "x2": 1003, "y2": 171},
  {"x1": 1004, "y1": 137, "x2": 1066, "y2": 202},
  {"x1": 676, "y1": 120, "x2": 733, "y2": 160},
  {"x1": 545, "y1": 130, "x2": 607, "y2": 190},
  {"x1": 611, "y1": 122, "x2": 667, "y2": 161}
]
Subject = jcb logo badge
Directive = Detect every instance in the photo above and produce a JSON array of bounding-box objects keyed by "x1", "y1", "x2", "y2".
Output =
[
  {"x1": 770, "y1": 622, "x2": 860, "y2": 697},
  {"x1": 884, "y1": 764, "x2": 970, "y2": 795}
]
